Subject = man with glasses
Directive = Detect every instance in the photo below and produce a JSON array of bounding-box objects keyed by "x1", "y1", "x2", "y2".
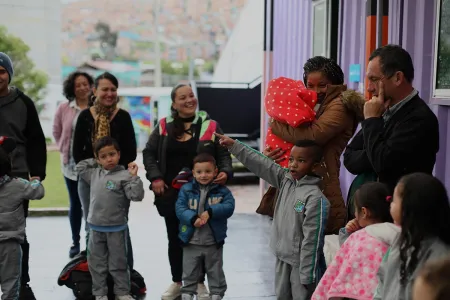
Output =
[
  {"x1": 0, "y1": 52, "x2": 47, "y2": 300},
  {"x1": 343, "y1": 45, "x2": 439, "y2": 193}
]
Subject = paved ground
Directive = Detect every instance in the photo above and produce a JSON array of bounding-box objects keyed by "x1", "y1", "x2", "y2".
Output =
[{"x1": 21, "y1": 162, "x2": 277, "y2": 299}]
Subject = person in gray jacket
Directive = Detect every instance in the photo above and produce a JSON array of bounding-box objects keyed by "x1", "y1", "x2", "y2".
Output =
[
  {"x1": 0, "y1": 136, "x2": 44, "y2": 300},
  {"x1": 215, "y1": 134, "x2": 329, "y2": 300},
  {"x1": 76, "y1": 136, "x2": 144, "y2": 300},
  {"x1": 374, "y1": 173, "x2": 450, "y2": 300}
]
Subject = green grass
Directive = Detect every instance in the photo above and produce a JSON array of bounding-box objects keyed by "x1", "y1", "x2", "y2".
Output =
[{"x1": 29, "y1": 151, "x2": 70, "y2": 208}]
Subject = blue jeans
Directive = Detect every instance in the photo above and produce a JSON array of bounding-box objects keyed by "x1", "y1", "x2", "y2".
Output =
[
  {"x1": 78, "y1": 176, "x2": 134, "y2": 270},
  {"x1": 64, "y1": 177, "x2": 83, "y2": 245}
]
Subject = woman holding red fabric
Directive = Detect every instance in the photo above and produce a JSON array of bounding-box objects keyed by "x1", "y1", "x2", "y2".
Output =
[{"x1": 263, "y1": 56, "x2": 365, "y2": 234}]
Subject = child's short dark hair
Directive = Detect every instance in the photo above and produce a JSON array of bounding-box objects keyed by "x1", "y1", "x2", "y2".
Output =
[
  {"x1": 354, "y1": 182, "x2": 392, "y2": 222},
  {"x1": 294, "y1": 140, "x2": 323, "y2": 163},
  {"x1": 417, "y1": 255, "x2": 450, "y2": 300},
  {"x1": 94, "y1": 136, "x2": 121, "y2": 157},
  {"x1": 0, "y1": 147, "x2": 11, "y2": 177},
  {"x1": 193, "y1": 153, "x2": 216, "y2": 167}
]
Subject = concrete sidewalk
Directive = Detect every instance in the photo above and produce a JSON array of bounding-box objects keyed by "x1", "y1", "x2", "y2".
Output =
[{"x1": 21, "y1": 153, "x2": 276, "y2": 299}]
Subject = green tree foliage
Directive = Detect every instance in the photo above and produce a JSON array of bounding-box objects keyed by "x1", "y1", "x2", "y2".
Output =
[
  {"x1": 161, "y1": 60, "x2": 199, "y2": 76},
  {"x1": 0, "y1": 26, "x2": 48, "y2": 113}
]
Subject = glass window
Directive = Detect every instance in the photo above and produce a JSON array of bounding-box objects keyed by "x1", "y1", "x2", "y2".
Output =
[{"x1": 434, "y1": 0, "x2": 450, "y2": 96}]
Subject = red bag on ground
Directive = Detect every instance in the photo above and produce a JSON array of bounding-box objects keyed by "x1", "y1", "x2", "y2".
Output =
[{"x1": 264, "y1": 77, "x2": 317, "y2": 167}]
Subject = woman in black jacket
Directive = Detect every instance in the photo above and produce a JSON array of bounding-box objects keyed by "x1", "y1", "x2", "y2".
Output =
[
  {"x1": 72, "y1": 72, "x2": 137, "y2": 270},
  {"x1": 143, "y1": 84, "x2": 232, "y2": 300}
]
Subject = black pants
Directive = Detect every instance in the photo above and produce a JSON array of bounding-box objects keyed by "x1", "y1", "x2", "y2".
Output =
[
  {"x1": 64, "y1": 177, "x2": 83, "y2": 245},
  {"x1": 164, "y1": 214, "x2": 205, "y2": 283}
]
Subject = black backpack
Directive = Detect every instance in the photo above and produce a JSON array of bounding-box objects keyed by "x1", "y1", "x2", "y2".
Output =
[{"x1": 57, "y1": 251, "x2": 146, "y2": 300}]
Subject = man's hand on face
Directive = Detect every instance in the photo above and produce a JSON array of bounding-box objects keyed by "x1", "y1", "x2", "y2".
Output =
[{"x1": 364, "y1": 81, "x2": 391, "y2": 119}]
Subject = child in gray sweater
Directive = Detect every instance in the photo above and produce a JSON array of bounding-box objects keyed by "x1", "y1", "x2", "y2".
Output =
[
  {"x1": 0, "y1": 136, "x2": 44, "y2": 299},
  {"x1": 76, "y1": 136, "x2": 144, "y2": 300},
  {"x1": 215, "y1": 133, "x2": 329, "y2": 300}
]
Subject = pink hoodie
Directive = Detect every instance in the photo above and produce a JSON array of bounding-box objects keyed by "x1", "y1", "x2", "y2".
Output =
[
  {"x1": 52, "y1": 101, "x2": 81, "y2": 165},
  {"x1": 312, "y1": 223, "x2": 400, "y2": 300}
]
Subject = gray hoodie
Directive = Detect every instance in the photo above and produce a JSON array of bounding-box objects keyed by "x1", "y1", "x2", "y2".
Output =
[
  {"x1": 76, "y1": 159, "x2": 145, "y2": 227},
  {"x1": 189, "y1": 184, "x2": 216, "y2": 246},
  {"x1": 0, "y1": 175, "x2": 44, "y2": 243},
  {"x1": 373, "y1": 234, "x2": 450, "y2": 300},
  {"x1": 230, "y1": 141, "x2": 330, "y2": 285}
]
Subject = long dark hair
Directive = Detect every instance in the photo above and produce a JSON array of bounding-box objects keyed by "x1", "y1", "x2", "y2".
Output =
[
  {"x1": 397, "y1": 173, "x2": 450, "y2": 285},
  {"x1": 89, "y1": 72, "x2": 119, "y2": 106},
  {"x1": 169, "y1": 84, "x2": 192, "y2": 139},
  {"x1": 303, "y1": 56, "x2": 344, "y2": 85},
  {"x1": 62, "y1": 71, "x2": 94, "y2": 101}
]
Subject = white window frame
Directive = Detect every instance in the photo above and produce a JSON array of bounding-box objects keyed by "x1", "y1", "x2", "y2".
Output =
[
  {"x1": 311, "y1": 0, "x2": 332, "y2": 58},
  {"x1": 433, "y1": 0, "x2": 450, "y2": 98}
]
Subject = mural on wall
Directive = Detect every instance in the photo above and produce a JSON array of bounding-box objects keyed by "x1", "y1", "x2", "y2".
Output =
[
  {"x1": 119, "y1": 95, "x2": 152, "y2": 132},
  {"x1": 119, "y1": 95, "x2": 152, "y2": 148}
]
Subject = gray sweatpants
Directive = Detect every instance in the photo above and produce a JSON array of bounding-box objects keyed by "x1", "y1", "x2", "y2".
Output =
[
  {"x1": 181, "y1": 244, "x2": 227, "y2": 298},
  {"x1": 87, "y1": 229, "x2": 130, "y2": 296},
  {"x1": 275, "y1": 258, "x2": 314, "y2": 300},
  {"x1": 0, "y1": 241, "x2": 22, "y2": 300}
]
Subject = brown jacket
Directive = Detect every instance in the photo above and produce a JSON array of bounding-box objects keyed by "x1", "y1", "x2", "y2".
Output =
[{"x1": 270, "y1": 85, "x2": 365, "y2": 234}]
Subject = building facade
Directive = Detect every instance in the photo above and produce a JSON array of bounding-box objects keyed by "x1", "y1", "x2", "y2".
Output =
[{"x1": 262, "y1": 0, "x2": 450, "y2": 193}]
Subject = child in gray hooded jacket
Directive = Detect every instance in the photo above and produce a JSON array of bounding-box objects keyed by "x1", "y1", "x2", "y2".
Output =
[
  {"x1": 0, "y1": 136, "x2": 44, "y2": 300},
  {"x1": 215, "y1": 133, "x2": 330, "y2": 300},
  {"x1": 76, "y1": 136, "x2": 144, "y2": 300}
]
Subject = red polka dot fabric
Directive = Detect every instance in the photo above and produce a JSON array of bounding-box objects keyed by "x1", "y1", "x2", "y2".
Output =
[{"x1": 264, "y1": 77, "x2": 317, "y2": 168}]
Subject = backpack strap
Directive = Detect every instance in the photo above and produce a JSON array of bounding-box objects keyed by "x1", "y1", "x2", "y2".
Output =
[
  {"x1": 159, "y1": 118, "x2": 168, "y2": 136},
  {"x1": 199, "y1": 120, "x2": 217, "y2": 141}
]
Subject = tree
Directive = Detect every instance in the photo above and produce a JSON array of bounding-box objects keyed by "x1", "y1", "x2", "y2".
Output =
[{"x1": 0, "y1": 26, "x2": 48, "y2": 113}]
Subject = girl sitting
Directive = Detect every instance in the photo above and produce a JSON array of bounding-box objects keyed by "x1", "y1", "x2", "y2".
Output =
[
  {"x1": 374, "y1": 173, "x2": 450, "y2": 300},
  {"x1": 312, "y1": 182, "x2": 398, "y2": 300}
]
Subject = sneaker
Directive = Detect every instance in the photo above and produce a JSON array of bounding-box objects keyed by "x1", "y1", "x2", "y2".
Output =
[
  {"x1": 115, "y1": 295, "x2": 134, "y2": 300},
  {"x1": 211, "y1": 296, "x2": 222, "y2": 300},
  {"x1": 197, "y1": 283, "x2": 210, "y2": 300},
  {"x1": 182, "y1": 294, "x2": 194, "y2": 300},
  {"x1": 69, "y1": 243, "x2": 80, "y2": 258},
  {"x1": 96, "y1": 297, "x2": 108, "y2": 300},
  {"x1": 19, "y1": 284, "x2": 36, "y2": 300},
  {"x1": 161, "y1": 282, "x2": 181, "y2": 300}
]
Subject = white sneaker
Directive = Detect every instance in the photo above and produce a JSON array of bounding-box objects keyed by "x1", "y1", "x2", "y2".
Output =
[
  {"x1": 115, "y1": 295, "x2": 134, "y2": 300},
  {"x1": 161, "y1": 282, "x2": 182, "y2": 300},
  {"x1": 211, "y1": 295, "x2": 222, "y2": 300},
  {"x1": 96, "y1": 297, "x2": 108, "y2": 300},
  {"x1": 197, "y1": 283, "x2": 210, "y2": 300}
]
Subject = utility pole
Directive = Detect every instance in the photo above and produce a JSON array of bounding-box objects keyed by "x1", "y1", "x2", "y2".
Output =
[{"x1": 153, "y1": 0, "x2": 162, "y2": 87}]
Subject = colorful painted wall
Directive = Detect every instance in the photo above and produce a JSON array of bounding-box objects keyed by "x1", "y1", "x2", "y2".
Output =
[{"x1": 119, "y1": 95, "x2": 152, "y2": 148}]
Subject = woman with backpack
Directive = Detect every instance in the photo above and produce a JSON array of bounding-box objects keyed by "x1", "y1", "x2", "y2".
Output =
[{"x1": 142, "y1": 84, "x2": 233, "y2": 300}]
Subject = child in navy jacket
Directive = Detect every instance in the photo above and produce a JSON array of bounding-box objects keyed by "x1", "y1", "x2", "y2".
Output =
[{"x1": 175, "y1": 153, "x2": 235, "y2": 300}]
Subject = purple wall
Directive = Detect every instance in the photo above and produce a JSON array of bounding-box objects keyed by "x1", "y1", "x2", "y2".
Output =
[
  {"x1": 272, "y1": 0, "x2": 312, "y2": 79},
  {"x1": 269, "y1": 0, "x2": 450, "y2": 192},
  {"x1": 389, "y1": 0, "x2": 450, "y2": 190},
  {"x1": 337, "y1": 0, "x2": 367, "y2": 196}
]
